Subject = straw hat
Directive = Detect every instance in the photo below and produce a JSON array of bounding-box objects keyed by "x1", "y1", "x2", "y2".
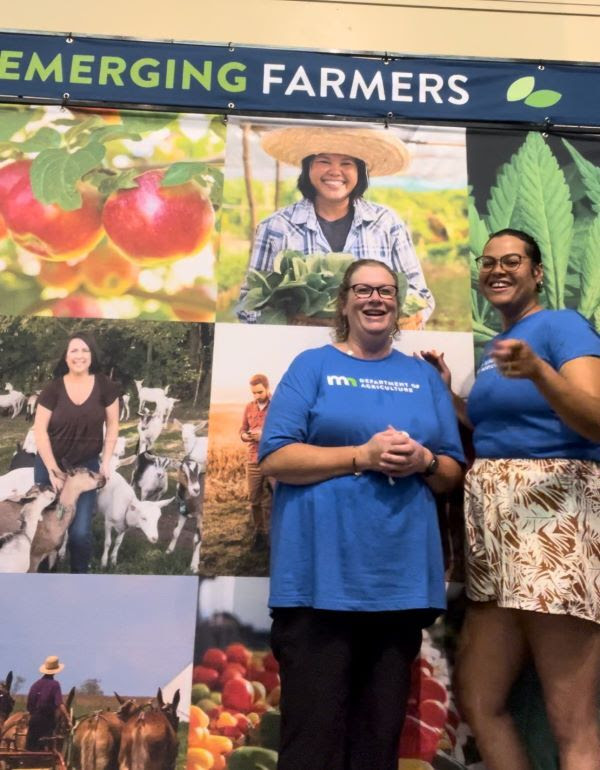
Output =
[
  {"x1": 260, "y1": 126, "x2": 410, "y2": 177},
  {"x1": 39, "y1": 655, "x2": 65, "y2": 675}
]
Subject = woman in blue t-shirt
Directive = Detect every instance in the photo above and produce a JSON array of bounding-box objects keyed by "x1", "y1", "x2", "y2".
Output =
[
  {"x1": 259, "y1": 259, "x2": 464, "y2": 770},
  {"x1": 425, "y1": 229, "x2": 600, "y2": 770}
]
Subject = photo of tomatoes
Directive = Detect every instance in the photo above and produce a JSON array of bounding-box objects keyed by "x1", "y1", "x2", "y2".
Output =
[{"x1": 0, "y1": 105, "x2": 224, "y2": 321}]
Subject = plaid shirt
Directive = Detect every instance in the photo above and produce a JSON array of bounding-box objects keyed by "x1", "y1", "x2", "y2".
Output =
[{"x1": 238, "y1": 198, "x2": 434, "y2": 322}]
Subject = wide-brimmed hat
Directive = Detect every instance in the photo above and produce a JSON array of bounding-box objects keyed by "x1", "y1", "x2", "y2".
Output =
[
  {"x1": 39, "y1": 656, "x2": 65, "y2": 675},
  {"x1": 260, "y1": 126, "x2": 410, "y2": 177}
]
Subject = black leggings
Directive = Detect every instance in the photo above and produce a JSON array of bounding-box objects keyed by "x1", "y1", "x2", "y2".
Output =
[{"x1": 271, "y1": 607, "x2": 427, "y2": 770}]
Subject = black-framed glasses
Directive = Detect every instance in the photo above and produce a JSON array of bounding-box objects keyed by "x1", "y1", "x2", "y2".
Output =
[
  {"x1": 475, "y1": 253, "x2": 528, "y2": 272},
  {"x1": 350, "y1": 283, "x2": 398, "y2": 299}
]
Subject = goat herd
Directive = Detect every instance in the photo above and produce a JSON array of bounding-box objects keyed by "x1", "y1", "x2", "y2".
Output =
[
  {"x1": 0, "y1": 671, "x2": 182, "y2": 770},
  {"x1": 0, "y1": 379, "x2": 207, "y2": 574}
]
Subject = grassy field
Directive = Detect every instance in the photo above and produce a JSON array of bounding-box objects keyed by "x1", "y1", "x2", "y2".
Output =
[{"x1": 200, "y1": 404, "x2": 270, "y2": 577}]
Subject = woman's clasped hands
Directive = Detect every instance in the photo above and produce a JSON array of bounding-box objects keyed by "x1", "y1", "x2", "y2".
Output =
[{"x1": 358, "y1": 425, "x2": 429, "y2": 478}]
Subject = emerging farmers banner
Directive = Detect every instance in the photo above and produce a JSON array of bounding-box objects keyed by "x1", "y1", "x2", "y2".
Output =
[{"x1": 0, "y1": 97, "x2": 598, "y2": 770}]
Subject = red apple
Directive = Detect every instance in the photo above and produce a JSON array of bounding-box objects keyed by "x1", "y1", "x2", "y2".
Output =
[
  {"x1": 221, "y1": 677, "x2": 254, "y2": 713},
  {"x1": 38, "y1": 260, "x2": 84, "y2": 293},
  {"x1": 0, "y1": 215, "x2": 7, "y2": 240},
  {"x1": 254, "y1": 670, "x2": 280, "y2": 694},
  {"x1": 3, "y1": 172, "x2": 104, "y2": 261},
  {"x1": 418, "y1": 677, "x2": 448, "y2": 705},
  {"x1": 263, "y1": 652, "x2": 279, "y2": 673},
  {"x1": 219, "y1": 663, "x2": 246, "y2": 687},
  {"x1": 0, "y1": 159, "x2": 31, "y2": 209},
  {"x1": 225, "y1": 643, "x2": 252, "y2": 667},
  {"x1": 81, "y1": 240, "x2": 139, "y2": 297},
  {"x1": 419, "y1": 699, "x2": 448, "y2": 729},
  {"x1": 52, "y1": 294, "x2": 102, "y2": 318},
  {"x1": 102, "y1": 169, "x2": 215, "y2": 265},
  {"x1": 202, "y1": 648, "x2": 228, "y2": 673},
  {"x1": 192, "y1": 665, "x2": 220, "y2": 689}
]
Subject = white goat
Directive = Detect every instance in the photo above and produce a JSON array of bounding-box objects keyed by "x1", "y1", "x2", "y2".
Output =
[
  {"x1": 97, "y1": 471, "x2": 173, "y2": 568},
  {"x1": 26, "y1": 391, "x2": 41, "y2": 421},
  {"x1": 133, "y1": 380, "x2": 169, "y2": 413},
  {"x1": 131, "y1": 452, "x2": 171, "y2": 501},
  {"x1": 0, "y1": 468, "x2": 35, "y2": 502},
  {"x1": 120, "y1": 393, "x2": 131, "y2": 421},
  {"x1": 0, "y1": 384, "x2": 26, "y2": 418},
  {"x1": 137, "y1": 407, "x2": 167, "y2": 454},
  {"x1": 174, "y1": 420, "x2": 208, "y2": 470},
  {"x1": 166, "y1": 458, "x2": 204, "y2": 572},
  {"x1": 0, "y1": 486, "x2": 57, "y2": 573},
  {"x1": 22, "y1": 428, "x2": 37, "y2": 455},
  {"x1": 155, "y1": 395, "x2": 179, "y2": 427}
]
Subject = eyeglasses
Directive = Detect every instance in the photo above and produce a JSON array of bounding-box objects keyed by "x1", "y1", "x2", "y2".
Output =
[
  {"x1": 350, "y1": 283, "x2": 398, "y2": 299},
  {"x1": 475, "y1": 253, "x2": 529, "y2": 272}
]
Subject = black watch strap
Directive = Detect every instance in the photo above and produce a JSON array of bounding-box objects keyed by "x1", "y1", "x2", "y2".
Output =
[{"x1": 423, "y1": 453, "x2": 439, "y2": 477}]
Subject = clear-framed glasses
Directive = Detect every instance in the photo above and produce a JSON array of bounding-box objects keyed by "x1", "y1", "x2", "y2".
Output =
[
  {"x1": 475, "y1": 253, "x2": 527, "y2": 272},
  {"x1": 350, "y1": 283, "x2": 398, "y2": 299}
]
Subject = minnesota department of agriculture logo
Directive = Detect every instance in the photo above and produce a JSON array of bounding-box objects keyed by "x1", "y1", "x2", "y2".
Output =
[{"x1": 327, "y1": 374, "x2": 358, "y2": 387}]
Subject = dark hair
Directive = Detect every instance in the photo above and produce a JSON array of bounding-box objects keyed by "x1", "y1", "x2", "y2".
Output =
[
  {"x1": 486, "y1": 228, "x2": 542, "y2": 265},
  {"x1": 249, "y1": 373, "x2": 269, "y2": 388},
  {"x1": 53, "y1": 332, "x2": 103, "y2": 378},
  {"x1": 333, "y1": 259, "x2": 400, "y2": 342},
  {"x1": 297, "y1": 155, "x2": 369, "y2": 203}
]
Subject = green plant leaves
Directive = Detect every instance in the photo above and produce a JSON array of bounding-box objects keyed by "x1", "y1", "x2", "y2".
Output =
[
  {"x1": 0, "y1": 107, "x2": 39, "y2": 143},
  {"x1": 513, "y1": 133, "x2": 573, "y2": 308},
  {"x1": 562, "y1": 139, "x2": 600, "y2": 216},
  {"x1": 523, "y1": 90, "x2": 562, "y2": 108},
  {"x1": 578, "y1": 214, "x2": 600, "y2": 319},
  {"x1": 30, "y1": 143, "x2": 106, "y2": 210},
  {"x1": 485, "y1": 161, "x2": 520, "y2": 233},
  {"x1": 506, "y1": 77, "x2": 535, "y2": 102}
]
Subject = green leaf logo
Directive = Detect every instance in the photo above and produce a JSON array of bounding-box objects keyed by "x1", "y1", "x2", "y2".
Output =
[
  {"x1": 524, "y1": 90, "x2": 562, "y2": 108},
  {"x1": 506, "y1": 77, "x2": 562, "y2": 108},
  {"x1": 507, "y1": 77, "x2": 535, "y2": 102}
]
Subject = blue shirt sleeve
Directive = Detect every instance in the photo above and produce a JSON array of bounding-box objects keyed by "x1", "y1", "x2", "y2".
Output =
[
  {"x1": 258, "y1": 350, "x2": 322, "y2": 462},
  {"x1": 543, "y1": 310, "x2": 600, "y2": 369}
]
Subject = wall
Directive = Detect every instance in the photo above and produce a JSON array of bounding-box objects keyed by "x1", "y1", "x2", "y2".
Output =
[{"x1": 3, "y1": 0, "x2": 600, "y2": 63}]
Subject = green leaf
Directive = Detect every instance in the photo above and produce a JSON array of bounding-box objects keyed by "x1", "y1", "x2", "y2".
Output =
[
  {"x1": 259, "y1": 308, "x2": 288, "y2": 325},
  {"x1": 120, "y1": 113, "x2": 176, "y2": 133},
  {"x1": 468, "y1": 198, "x2": 489, "y2": 259},
  {"x1": 162, "y1": 162, "x2": 210, "y2": 186},
  {"x1": 19, "y1": 127, "x2": 62, "y2": 152},
  {"x1": 0, "y1": 272, "x2": 41, "y2": 316},
  {"x1": 240, "y1": 288, "x2": 269, "y2": 310},
  {"x1": 506, "y1": 76, "x2": 535, "y2": 102},
  {"x1": 513, "y1": 132, "x2": 573, "y2": 308},
  {"x1": 209, "y1": 115, "x2": 227, "y2": 142},
  {"x1": 485, "y1": 160, "x2": 520, "y2": 233},
  {"x1": 578, "y1": 214, "x2": 600, "y2": 319},
  {"x1": 0, "y1": 107, "x2": 39, "y2": 142},
  {"x1": 97, "y1": 168, "x2": 141, "y2": 196},
  {"x1": 562, "y1": 139, "x2": 600, "y2": 216},
  {"x1": 30, "y1": 149, "x2": 81, "y2": 210},
  {"x1": 69, "y1": 143, "x2": 106, "y2": 180},
  {"x1": 524, "y1": 90, "x2": 562, "y2": 108},
  {"x1": 90, "y1": 125, "x2": 142, "y2": 144}
]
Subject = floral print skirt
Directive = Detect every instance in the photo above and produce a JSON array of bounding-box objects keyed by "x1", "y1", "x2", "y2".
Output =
[{"x1": 464, "y1": 458, "x2": 600, "y2": 624}]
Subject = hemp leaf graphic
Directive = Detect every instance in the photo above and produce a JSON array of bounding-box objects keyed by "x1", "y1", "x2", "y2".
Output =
[{"x1": 506, "y1": 76, "x2": 562, "y2": 108}]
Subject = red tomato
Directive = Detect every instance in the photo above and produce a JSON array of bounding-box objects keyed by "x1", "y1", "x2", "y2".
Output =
[
  {"x1": 221, "y1": 678, "x2": 254, "y2": 713},
  {"x1": 192, "y1": 665, "x2": 220, "y2": 688},
  {"x1": 225, "y1": 643, "x2": 252, "y2": 667},
  {"x1": 202, "y1": 648, "x2": 228, "y2": 673}
]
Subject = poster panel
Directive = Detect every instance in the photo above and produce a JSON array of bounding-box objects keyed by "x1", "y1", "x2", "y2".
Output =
[
  {"x1": 0, "y1": 105, "x2": 222, "y2": 322},
  {"x1": 218, "y1": 117, "x2": 470, "y2": 332},
  {"x1": 0, "y1": 573, "x2": 198, "y2": 770},
  {"x1": 0, "y1": 316, "x2": 212, "y2": 575},
  {"x1": 201, "y1": 322, "x2": 474, "y2": 578}
]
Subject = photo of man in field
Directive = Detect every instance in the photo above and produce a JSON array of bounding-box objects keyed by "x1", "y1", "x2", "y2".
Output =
[{"x1": 239, "y1": 374, "x2": 273, "y2": 551}]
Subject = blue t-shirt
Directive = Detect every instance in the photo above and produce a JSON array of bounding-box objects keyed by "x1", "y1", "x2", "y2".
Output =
[
  {"x1": 468, "y1": 309, "x2": 600, "y2": 460},
  {"x1": 258, "y1": 345, "x2": 465, "y2": 612}
]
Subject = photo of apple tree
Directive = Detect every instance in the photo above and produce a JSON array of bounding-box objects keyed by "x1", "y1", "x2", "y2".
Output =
[
  {"x1": 0, "y1": 105, "x2": 224, "y2": 321},
  {"x1": 467, "y1": 129, "x2": 600, "y2": 358}
]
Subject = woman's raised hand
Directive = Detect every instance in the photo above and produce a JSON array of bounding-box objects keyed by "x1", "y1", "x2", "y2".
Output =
[
  {"x1": 419, "y1": 349, "x2": 452, "y2": 389},
  {"x1": 49, "y1": 467, "x2": 66, "y2": 493},
  {"x1": 491, "y1": 339, "x2": 542, "y2": 379}
]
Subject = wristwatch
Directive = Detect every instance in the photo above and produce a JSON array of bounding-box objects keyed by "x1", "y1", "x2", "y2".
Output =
[{"x1": 423, "y1": 453, "x2": 439, "y2": 477}]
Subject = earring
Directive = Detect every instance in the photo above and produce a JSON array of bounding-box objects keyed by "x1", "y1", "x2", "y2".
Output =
[{"x1": 536, "y1": 280, "x2": 544, "y2": 292}]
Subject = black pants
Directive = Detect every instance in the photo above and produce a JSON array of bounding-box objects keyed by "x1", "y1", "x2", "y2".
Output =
[{"x1": 270, "y1": 607, "x2": 427, "y2": 770}]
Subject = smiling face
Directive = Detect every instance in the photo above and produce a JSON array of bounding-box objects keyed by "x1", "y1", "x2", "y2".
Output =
[
  {"x1": 308, "y1": 153, "x2": 359, "y2": 208},
  {"x1": 342, "y1": 263, "x2": 398, "y2": 346},
  {"x1": 479, "y1": 234, "x2": 543, "y2": 319},
  {"x1": 65, "y1": 337, "x2": 92, "y2": 375}
]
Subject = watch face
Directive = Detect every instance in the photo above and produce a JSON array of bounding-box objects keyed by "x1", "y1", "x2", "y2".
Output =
[{"x1": 425, "y1": 454, "x2": 439, "y2": 476}]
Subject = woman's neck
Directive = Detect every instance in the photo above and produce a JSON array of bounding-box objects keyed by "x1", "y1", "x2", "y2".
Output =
[
  {"x1": 500, "y1": 299, "x2": 543, "y2": 330},
  {"x1": 338, "y1": 333, "x2": 392, "y2": 360},
  {"x1": 64, "y1": 371, "x2": 92, "y2": 382},
  {"x1": 314, "y1": 197, "x2": 351, "y2": 222}
]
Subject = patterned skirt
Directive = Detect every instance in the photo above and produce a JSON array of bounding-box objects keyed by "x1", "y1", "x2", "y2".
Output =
[{"x1": 464, "y1": 457, "x2": 600, "y2": 624}]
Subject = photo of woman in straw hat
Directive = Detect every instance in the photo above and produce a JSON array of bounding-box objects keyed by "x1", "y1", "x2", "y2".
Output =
[{"x1": 236, "y1": 123, "x2": 434, "y2": 328}]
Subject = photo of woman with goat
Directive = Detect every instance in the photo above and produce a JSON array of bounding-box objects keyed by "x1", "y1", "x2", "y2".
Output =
[{"x1": 0, "y1": 316, "x2": 213, "y2": 576}]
